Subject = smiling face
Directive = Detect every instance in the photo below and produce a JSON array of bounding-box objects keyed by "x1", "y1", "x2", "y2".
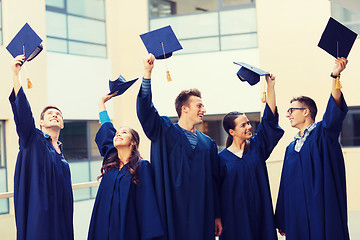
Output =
[
  {"x1": 286, "y1": 101, "x2": 307, "y2": 129},
  {"x1": 229, "y1": 115, "x2": 253, "y2": 141},
  {"x1": 183, "y1": 96, "x2": 206, "y2": 126},
  {"x1": 113, "y1": 127, "x2": 134, "y2": 149},
  {"x1": 40, "y1": 108, "x2": 64, "y2": 130}
]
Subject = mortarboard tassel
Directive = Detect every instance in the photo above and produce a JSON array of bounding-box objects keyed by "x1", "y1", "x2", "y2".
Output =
[
  {"x1": 161, "y1": 41, "x2": 172, "y2": 82},
  {"x1": 166, "y1": 70, "x2": 172, "y2": 82},
  {"x1": 261, "y1": 91, "x2": 266, "y2": 103},
  {"x1": 335, "y1": 76, "x2": 342, "y2": 89},
  {"x1": 27, "y1": 78, "x2": 33, "y2": 89},
  {"x1": 261, "y1": 79, "x2": 266, "y2": 103},
  {"x1": 335, "y1": 41, "x2": 342, "y2": 89}
]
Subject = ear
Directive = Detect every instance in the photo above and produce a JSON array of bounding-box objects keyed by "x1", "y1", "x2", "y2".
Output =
[
  {"x1": 303, "y1": 109, "x2": 311, "y2": 118},
  {"x1": 40, "y1": 120, "x2": 45, "y2": 129},
  {"x1": 229, "y1": 129, "x2": 235, "y2": 137},
  {"x1": 181, "y1": 105, "x2": 189, "y2": 115}
]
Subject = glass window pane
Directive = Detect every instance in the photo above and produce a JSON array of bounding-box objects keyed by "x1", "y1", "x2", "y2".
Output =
[
  {"x1": 179, "y1": 37, "x2": 220, "y2": 54},
  {"x1": 89, "y1": 121, "x2": 101, "y2": 158},
  {"x1": 68, "y1": 15, "x2": 106, "y2": 44},
  {"x1": 47, "y1": 37, "x2": 68, "y2": 53},
  {"x1": 67, "y1": 0, "x2": 105, "y2": 20},
  {"x1": 46, "y1": 0, "x2": 65, "y2": 8},
  {"x1": 68, "y1": 41, "x2": 107, "y2": 57},
  {"x1": 151, "y1": 12, "x2": 219, "y2": 39},
  {"x1": 332, "y1": 3, "x2": 360, "y2": 35},
  {"x1": 220, "y1": 33, "x2": 258, "y2": 50},
  {"x1": 0, "y1": 121, "x2": 4, "y2": 167},
  {"x1": 341, "y1": 107, "x2": 360, "y2": 146},
  {"x1": 150, "y1": 0, "x2": 217, "y2": 18},
  {"x1": 46, "y1": 11, "x2": 67, "y2": 38},
  {"x1": 222, "y1": 0, "x2": 252, "y2": 6},
  {"x1": 68, "y1": 161, "x2": 91, "y2": 201},
  {"x1": 220, "y1": 8, "x2": 257, "y2": 35},
  {"x1": 0, "y1": 168, "x2": 8, "y2": 215},
  {"x1": 60, "y1": 122, "x2": 88, "y2": 161}
]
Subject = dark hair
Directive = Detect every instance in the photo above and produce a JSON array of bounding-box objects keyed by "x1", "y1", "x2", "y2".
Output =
[
  {"x1": 223, "y1": 111, "x2": 244, "y2": 148},
  {"x1": 40, "y1": 105, "x2": 63, "y2": 120},
  {"x1": 98, "y1": 128, "x2": 141, "y2": 185},
  {"x1": 175, "y1": 88, "x2": 202, "y2": 118},
  {"x1": 290, "y1": 96, "x2": 317, "y2": 121}
]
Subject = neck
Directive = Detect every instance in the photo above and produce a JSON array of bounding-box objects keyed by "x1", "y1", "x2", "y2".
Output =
[
  {"x1": 117, "y1": 147, "x2": 132, "y2": 165},
  {"x1": 178, "y1": 118, "x2": 196, "y2": 133},
  {"x1": 297, "y1": 120, "x2": 315, "y2": 137},
  {"x1": 228, "y1": 137, "x2": 246, "y2": 150},
  {"x1": 42, "y1": 127, "x2": 60, "y2": 144}
]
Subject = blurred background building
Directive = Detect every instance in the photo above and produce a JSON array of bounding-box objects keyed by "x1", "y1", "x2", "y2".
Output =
[{"x1": 0, "y1": 0, "x2": 359, "y2": 239}]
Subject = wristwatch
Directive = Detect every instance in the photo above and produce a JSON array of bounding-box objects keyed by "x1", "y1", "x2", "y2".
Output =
[{"x1": 330, "y1": 72, "x2": 340, "y2": 78}]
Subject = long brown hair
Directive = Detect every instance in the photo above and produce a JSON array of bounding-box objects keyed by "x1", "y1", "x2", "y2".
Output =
[{"x1": 98, "y1": 128, "x2": 141, "y2": 185}]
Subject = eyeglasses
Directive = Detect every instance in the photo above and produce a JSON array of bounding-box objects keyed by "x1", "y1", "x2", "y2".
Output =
[{"x1": 287, "y1": 108, "x2": 306, "y2": 115}]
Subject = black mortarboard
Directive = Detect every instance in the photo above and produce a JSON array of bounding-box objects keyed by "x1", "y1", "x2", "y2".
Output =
[
  {"x1": 318, "y1": 17, "x2": 358, "y2": 58},
  {"x1": 109, "y1": 75, "x2": 139, "y2": 97},
  {"x1": 140, "y1": 25, "x2": 183, "y2": 59},
  {"x1": 6, "y1": 23, "x2": 43, "y2": 62},
  {"x1": 233, "y1": 62, "x2": 269, "y2": 86}
]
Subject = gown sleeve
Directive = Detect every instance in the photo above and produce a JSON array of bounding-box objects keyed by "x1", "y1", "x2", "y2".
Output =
[
  {"x1": 137, "y1": 78, "x2": 171, "y2": 141},
  {"x1": 251, "y1": 103, "x2": 284, "y2": 160},
  {"x1": 9, "y1": 87, "x2": 36, "y2": 148},
  {"x1": 322, "y1": 93, "x2": 348, "y2": 139},
  {"x1": 95, "y1": 122, "x2": 116, "y2": 158}
]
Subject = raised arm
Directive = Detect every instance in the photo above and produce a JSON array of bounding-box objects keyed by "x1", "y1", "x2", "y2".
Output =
[
  {"x1": 12, "y1": 55, "x2": 25, "y2": 97},
  {"x1": 137, "y1": 54, "x2": 168, "y2": 141},
  {"x1": 265, "y1": 73, "x2": 276, "y2": 115},
  {"x1": 331, "y1": 57, "x2": 348, "y2": 108},
  {"x1": 98, "y1": 92, "x2": 117, "y2": 125},
  {"x1": 9, "y1": 55, "x2": 37, "y2": 147}
]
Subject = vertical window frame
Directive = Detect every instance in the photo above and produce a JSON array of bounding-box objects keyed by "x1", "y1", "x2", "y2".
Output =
[{"x1": 0, "y1": 120, "x2": 9, "y2": 215}]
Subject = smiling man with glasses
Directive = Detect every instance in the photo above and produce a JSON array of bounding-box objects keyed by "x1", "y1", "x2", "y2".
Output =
[{"x1": 275, "y1": 57, "x2": 350, "y2": 240}]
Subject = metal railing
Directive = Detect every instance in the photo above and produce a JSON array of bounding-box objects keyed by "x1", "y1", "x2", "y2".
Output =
[{"x1": 0, "y1": 181, "x2": 100, "y2": 200}]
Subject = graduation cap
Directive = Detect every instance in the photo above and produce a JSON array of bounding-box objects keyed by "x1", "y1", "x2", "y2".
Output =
[
  {"x1": 140, "y1": 26, "x2": 182, "y2": 82},
  {"x1": 234, "y1": 62, "x2": 270, "y2": 102},
  {"x1": 318, "y1": 17, "x2": 357, "y2": 59},
  {"x1": 6, "y1": 23, "x2": 43, "y2": 62},
  {"x1": 233, "y1": 62, "x2": 269, "y2": 86},
  {"x1": 140, "y1": 25, "x2": 183, "y2": 60},
  {"x1": 109, "y1": 75, "x2": 139, "y2": 97}
]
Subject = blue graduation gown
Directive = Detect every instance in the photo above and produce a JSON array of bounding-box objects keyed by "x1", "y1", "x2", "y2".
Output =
[
  {"x1": 219, "y1": 104, "x2": 284, "y2": 240},
  {"x1": 137, "y1": 88, "x2": 220, "y2": 240},
  {"x1": 275, "y1": 94, "x2": 349, "y2": 240},
  {"x1": 9, "y1": 87, "x2": 74, "y2": 240},
  {"x1": 88, "y1": 122, "x2": 164, "y2": 240}
]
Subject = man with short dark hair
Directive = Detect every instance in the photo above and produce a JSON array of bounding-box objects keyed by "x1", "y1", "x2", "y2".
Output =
[
  {"x1": 275, "y1": 57, "x2": 350, "y2": 240},
  {"x1": 10, "y1": 55, "x2": 74, "y2": 240},
  {"x1": 137, "y1": 54, "x2": 222, "y2": 240}
]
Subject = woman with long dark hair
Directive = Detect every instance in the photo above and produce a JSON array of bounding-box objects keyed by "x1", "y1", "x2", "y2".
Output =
[
  {"x1": 88, "y1": 92, "x2": 163, "y2": 240},
  {"x1": 219, "y1": 74, "x2": 284, "y2": 240}
]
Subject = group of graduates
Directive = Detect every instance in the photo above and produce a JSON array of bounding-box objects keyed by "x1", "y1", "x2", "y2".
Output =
[{"x1": 9, "y1": 52, "x2": 350, "y2": 240}]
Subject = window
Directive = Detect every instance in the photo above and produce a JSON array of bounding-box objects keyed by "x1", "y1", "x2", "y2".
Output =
[
  {"x1": 59, "y1": 120, "x2": 102, "y2": 201},
  {"x1": 341, "y1": 107, "x2": 360, "y2": 147},
  {"x1": 149, "y1": 0, "x2": 257, "y2": 54},
  {"x1": 0, "y1": 0, "x2": 3, "y2": 45},
  {"x1": 0, "y1": 121, "x2": 9, "y2": 215},
  {"x1": 332, "y1": 3, "x2": 360, "y2": 35},
  {"x1": 45, "y1": 0, "x2": 107, "y2": 57}
]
